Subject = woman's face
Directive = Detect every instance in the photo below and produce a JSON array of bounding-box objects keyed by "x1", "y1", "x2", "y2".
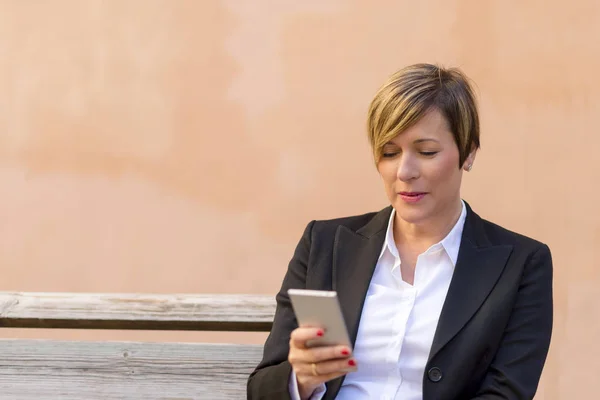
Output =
[{"x1": 377, "y1": 108, "x2": 474, "y2": 226}]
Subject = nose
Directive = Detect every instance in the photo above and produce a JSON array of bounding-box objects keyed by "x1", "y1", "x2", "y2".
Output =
[{"x1": 396, "y1": 154, "x2": 419, "y2": 182}]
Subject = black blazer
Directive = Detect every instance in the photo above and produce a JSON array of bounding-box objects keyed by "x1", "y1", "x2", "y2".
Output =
[{"x1": 247, "y1": 202, "x2": 553, "y2": 400}]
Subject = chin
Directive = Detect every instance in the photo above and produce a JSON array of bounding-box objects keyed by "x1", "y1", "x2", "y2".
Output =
[{"x1": 394, "y1": 206, "x2": 431, "y2": 225}]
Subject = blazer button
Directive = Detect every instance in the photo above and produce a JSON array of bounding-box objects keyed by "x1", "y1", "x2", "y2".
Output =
[{"x1": 428, "y1": 367, "x2": 443, "y2": 382}]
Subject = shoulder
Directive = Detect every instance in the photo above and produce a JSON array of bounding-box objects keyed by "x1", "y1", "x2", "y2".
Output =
[
  {"x1": 300, "y1": 207, "x2": 391, "y2": 245},
  {"x1": 483, "y1": 218, "x2": 544, "y2": 245},
  {"x1": 310, "y1": 208, "x2": 388, "y2": 233},
  {"x1": 475, "y1": 213, "x2": 550, "y2": 257}
]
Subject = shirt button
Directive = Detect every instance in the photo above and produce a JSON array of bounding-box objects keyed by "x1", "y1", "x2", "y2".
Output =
[{"x1": 428, "y1": 367, "x2": 443, "y2": 382}]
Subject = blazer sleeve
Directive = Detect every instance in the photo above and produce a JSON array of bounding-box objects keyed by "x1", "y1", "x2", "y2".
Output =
[
  {"x1": 247, "y1": 220, "x2": 316, "y2": 400},
  {"x1": 472, "y1": 244, "x2": 553, "y2": 400}
]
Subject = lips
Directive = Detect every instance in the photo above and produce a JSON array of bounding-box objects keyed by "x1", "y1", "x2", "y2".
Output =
[
  {"x1": 398, "y1": 192, "x2": 427, "y2": 196},
  {"x1": 398, "y1": 192, "x2": 427, "y2": 203}
]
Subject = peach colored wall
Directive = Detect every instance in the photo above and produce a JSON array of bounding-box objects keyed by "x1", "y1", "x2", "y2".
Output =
[{"x1": 0, "y1": 1, "x2": 598, "y2": 398}]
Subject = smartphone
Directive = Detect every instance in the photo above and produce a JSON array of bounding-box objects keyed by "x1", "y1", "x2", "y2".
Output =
[{"x1": 287, "y1": 289, "x2": 352, "y2": 348}]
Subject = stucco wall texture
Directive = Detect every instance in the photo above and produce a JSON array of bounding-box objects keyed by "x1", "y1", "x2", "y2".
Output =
[{"x1": 1, "y1": 1, "x2": 598, "y2": 398}]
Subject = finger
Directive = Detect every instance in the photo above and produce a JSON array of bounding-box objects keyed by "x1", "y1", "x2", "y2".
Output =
[
  {"x1": 290, "y1": 327, "x2": 324, "y2": 349},
  {"x1": 297, "y1": 357, "x2": 358, "y2": 379},
  {"x1": 291, "y1": 344, "x2": 352, "y2": 364},
  {"x1": 296, "y1": 361, "x2": 357, "y2": 385}
]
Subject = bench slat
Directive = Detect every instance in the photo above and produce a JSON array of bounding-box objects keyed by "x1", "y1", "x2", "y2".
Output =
[
  {"x1": 0, "y1": 339, "x2": 263, "y2": 399},
  {"x1": 0, "y1": 292, "x2": 275, "y2": 331}
]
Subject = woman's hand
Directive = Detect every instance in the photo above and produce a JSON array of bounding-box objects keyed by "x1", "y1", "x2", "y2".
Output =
[{"x1": 288, "y1": 327, "x2": 357, "y2": 400}]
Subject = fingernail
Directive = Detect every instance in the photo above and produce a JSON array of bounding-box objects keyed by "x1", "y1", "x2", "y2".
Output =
[
  {"x1": 341, "y1": 349, "x2": 350, "y2": 356},
  {"x1": 316, "y1": 330, "x2": 324, "y2": 337},
  {"x1": 348, "y1": 359, "x2": 356, "y2": 367}
]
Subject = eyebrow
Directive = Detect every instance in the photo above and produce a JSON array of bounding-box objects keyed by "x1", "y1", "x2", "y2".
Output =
[
  {"x1": 413, "y1": 138, "x2": 440, "y2": 144},
  {"x1": 383, "y1": 138, "x2": 440, "y2": 147}
]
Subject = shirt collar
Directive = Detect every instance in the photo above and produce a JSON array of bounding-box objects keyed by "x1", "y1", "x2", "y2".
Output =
[{"x1": 380, "y1": 200, "x2": 467, "y2": 266}]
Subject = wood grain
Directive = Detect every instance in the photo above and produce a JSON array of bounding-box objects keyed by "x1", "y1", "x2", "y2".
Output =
[
  {"x1": 0, "y1": 339, "x2": 263, "y2": 399},
  {"x1": 0, "y1": 292, "x2": 276, "y2": 331}
]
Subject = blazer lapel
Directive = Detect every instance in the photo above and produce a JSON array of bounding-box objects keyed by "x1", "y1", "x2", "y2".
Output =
[
  {"x1": 324, "y1": 206, "x2": 390, "y2": 398},
  {"x1": 428, "y1": 203, "x2": 513, "y2": 360}
]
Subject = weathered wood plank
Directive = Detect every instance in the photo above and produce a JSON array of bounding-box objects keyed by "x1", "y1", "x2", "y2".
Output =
[
  {"x1": 0, "y1": 339, "x2": 263, "y2": 399},
  {"x1": 0, "y1": 292, "x2": 276, "y2": 331}
]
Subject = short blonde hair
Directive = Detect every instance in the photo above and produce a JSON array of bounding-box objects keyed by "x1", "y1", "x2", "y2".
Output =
[{"x1": 367, "y1": 63, "x2": 480, "y2": 166}]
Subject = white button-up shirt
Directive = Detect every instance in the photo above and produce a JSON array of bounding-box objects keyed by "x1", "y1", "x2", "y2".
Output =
[{"x1": 290, "y1": 201, "x2": 466, "y2": 399}]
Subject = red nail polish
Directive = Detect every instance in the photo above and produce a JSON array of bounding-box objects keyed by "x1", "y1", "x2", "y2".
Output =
[
  {"x1": 316, "y1": 330, "x2": 324, "y2": 337},
  {"x1": 348, "y1": 359, "x2": 356, "y2": 367},
  {"x1": 341, "y1": 350, "x2": 350, "y2": 356}
]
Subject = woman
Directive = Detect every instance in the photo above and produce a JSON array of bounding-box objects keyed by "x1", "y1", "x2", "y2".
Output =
[{"x1": 247, "y1": 63, "x2": 553, "y2": 400}]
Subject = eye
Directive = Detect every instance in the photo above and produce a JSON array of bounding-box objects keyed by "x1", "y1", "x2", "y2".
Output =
[
  {"x1": 382, "y1": 152, "x2": 399, "y2": 158},
  {"x1": 420, "y1": 151, "x2": 438, "y2": 156}
]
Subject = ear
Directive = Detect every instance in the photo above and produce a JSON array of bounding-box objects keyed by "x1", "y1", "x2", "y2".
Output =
[{"x1": 462, "y1": 148, "x2": 477, "y2": 172}]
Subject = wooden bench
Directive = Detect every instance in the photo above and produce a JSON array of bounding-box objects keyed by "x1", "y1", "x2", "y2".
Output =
[{"x1": 0, "y1": 292, "x2": 276, "y2": 399}]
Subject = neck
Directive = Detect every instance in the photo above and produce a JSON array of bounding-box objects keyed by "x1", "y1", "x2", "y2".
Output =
[{"x1": 393, "y1": 198, "x2": 463, "y2": 250}]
